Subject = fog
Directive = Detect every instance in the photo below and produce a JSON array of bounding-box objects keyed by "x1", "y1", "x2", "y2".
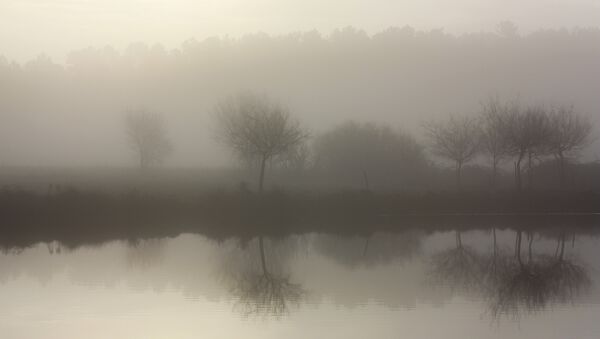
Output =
[
  {"x1": 1, "y1": 25, "x2": 599, "y2": 168},
  {"x1": 2, "y1": 4, "x2": 600, "y2": 339}
]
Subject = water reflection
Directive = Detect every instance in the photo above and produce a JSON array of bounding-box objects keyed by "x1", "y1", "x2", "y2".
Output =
[
  {"x1": 430, "y1": 231, "x2": 482, "y2": 292},
  {"x1": 487, "y1": 231, "x2": 591, "y2": 320},
  {"x1": 313, "y1": 231, "x2": 422, "y2": 268},
  {"x1": 429, "y1": 228, "x2": 592, "y2": 320},
  {"x1": 0, "y1": 221, "x2": 599, "y2": 338},
  {"x1": 219, "y1": 236, "x2": 305, "y2": 317},
  {"x1": 126, "y1": 238, "x2": 166, "y2": 269}
]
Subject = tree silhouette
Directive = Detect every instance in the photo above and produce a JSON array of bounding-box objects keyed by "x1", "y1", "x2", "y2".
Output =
[
  {"x1": 214, "y1": 93, "x2": 308, "y2": 192},
  {"x1": 547, "y1": 105, "x2": 593, "y2": 188},
  {"x1": 424, "y1": 115, "x2": 480, "y2": 189}
]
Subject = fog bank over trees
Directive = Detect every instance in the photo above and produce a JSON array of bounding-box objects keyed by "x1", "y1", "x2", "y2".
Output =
[{"x1": 0, "y1": 25, "x2": 599, "y2": 167}]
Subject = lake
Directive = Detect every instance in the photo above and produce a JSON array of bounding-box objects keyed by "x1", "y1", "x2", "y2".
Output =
[{"x1": 1, "y1": 221, "x2": 599, "y2": 338}]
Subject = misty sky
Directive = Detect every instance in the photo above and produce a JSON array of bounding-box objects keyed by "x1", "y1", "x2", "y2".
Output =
[
  {"x1": 0, "y1": 0, "x2": 599, "y2": 168},
  {"x1": 2, "y1": 0, "x2": 600, "y2": 62}
]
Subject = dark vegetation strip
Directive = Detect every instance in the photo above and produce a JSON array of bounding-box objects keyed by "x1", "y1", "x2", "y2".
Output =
[{"x1": 1, "y1": 188, "x2": 599, "y2": 250}]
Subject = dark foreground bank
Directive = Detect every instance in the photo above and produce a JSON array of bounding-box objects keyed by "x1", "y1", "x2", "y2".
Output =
[{"x1": 1, "y1": 188, "x2": 599, "y2": 249}]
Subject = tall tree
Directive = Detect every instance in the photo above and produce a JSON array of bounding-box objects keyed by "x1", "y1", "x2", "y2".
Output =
[
  {"x1": 214, "y1": 93, "x2": 308, "y2": 192},
  {"x1": 424, "y1": 115, "x2": 480, "y2": 190},
  {"x1": 125, "y1": 108, "x2": 172, "y2": 169}
]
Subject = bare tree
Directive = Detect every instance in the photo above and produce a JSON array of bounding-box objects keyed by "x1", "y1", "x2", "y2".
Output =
[
  {"x1": 125, "y1": 108, "x2": 172, "y2": 169},
  {"x1": 504, "y1": 105, "x2": 550, "y2": 191},
  {"x1": 547, "y1": 105, "x2": 593, "y2": 188},
  {"x1": 479, "y1": 98, "x2": 511, "y2": 190},
  {"x1": 214, "y1": 93, "x2": 308, "y2": 192},
  {"x1": 424, "y1": 115, "x2": 480, "y2": 189}
]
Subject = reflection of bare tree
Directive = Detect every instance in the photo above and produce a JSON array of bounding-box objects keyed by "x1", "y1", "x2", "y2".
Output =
[
  {"x1": 430, "y1": 231, "x2": 482, "y2": 291},
  {"x1": 223, "y1": 236, "x2": 305, "y2": 318},
  {"x1": 313, "y1": 231, "x2": 422, "y2": 269},
  {"x1": 430, "y1": 229, "x2": 592, "y2": 321},
  {"x1": 479, "y1": 228, "x2": 511, "y2": 294},
  {"x1": 486, "y1": 230, "x2": 591, "y2": 320}
]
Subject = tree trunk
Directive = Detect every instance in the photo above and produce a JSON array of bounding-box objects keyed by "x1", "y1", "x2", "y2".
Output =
[
  {"x1": 258, "y1": 155, "x2": 267, "y2": 193},
  {"x1": 558, "y1": 233, "x2": 566, "y2": 261},
  {"x1": 456, "y1": 161, "x2": 463, "y2": 191},
  {"x1": 527, "y1": 232, "x2": 533, "y2": 263},
  {"x1": 258, "y1": 236, "x2": 269, "y2": 276},
  {"x1": 492, "y1": 228, "x2": 497, "y2": 263},
  {"x1": 491, "y1": 157, "x2": 498, "y2": 192},
  {"x1": 527, "y1": 151, "x2": 534, "y2": 189},
  {"x1": 515, "y1": 153, "x2": 524, "y2": 191},
  {"x1": 515, "y1": 230, "x2": 523, "y2": 268},
  {"x1": 558, "y1": 152, "x2": 566, "y2": 189}
]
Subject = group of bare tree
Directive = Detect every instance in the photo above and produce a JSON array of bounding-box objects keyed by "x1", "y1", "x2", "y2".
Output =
[
  {"x1": 424, "y1": 98, "x2": 593, "y2": 190},
  {"x1": 123, "y1": 93, "x2": 592, "y2": 193}
]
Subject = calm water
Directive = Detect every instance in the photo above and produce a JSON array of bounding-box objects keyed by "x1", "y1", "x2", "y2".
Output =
[{"x1": 1, "y1": 224, "x2": 599, "y2": 338}]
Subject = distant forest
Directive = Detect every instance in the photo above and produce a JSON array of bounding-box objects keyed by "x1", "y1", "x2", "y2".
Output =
[{"x1": 0, "y1": 24, "x2": 599, "y2": 193}]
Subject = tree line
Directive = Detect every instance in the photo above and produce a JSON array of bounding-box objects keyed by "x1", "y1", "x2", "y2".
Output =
[
  {"x1": 1, "y1": 25, "x2": 599, "y2": 168},
  {"x1": 425, "y1": 98, "x2": 593, "y2": 191},
  {"x1": 126, "y1": 93, "x2": 594, "y2": 193}
]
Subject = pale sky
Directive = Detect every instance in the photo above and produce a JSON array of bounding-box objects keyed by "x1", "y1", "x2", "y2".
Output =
[{"x1": 1, "y1": 0, "x2": 600, "y2": 62}]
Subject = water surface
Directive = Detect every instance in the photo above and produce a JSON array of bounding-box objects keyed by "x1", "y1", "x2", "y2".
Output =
[{"x1": 1, "y1": 223, "x2": 599, "y2": 338}]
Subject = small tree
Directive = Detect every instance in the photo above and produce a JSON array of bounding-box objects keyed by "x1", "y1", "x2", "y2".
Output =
[
  {"x1": 547, "y1": 105, "x2": 592, "y2": 188},
  {"x1": 125, "y1": 108, "x2": 172, "y2": 169},
  {"x1": 424, "y1": 115, "x2": 480, "y2": 189},
  {"x1": 214, "y1": 93, "x2": 308, "y2": 192}
]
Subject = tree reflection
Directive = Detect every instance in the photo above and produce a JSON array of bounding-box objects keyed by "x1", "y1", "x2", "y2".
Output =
[
  {"x1": 313, "y1": 231, "x2": 422, "y2": 268},
  {"x1": 430, "y1": 231, "x2": 482, "y2": 292},
  {"x1": 221, "y1": 236, "x2": 305, "y2": 318},
  {"x1": 430, "y1": 229, "x2": 591, "y2": 321},
  {"x1": 488, "y1": 231, "x2": 590, "y2": 319}
]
